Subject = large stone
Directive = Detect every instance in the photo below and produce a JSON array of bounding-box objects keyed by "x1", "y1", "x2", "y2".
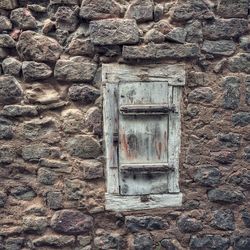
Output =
[
  {"x1": 0, "y1": 117, "x2": 13, "y2": 139},
  {"x1": 22, "y1": 61, "x2": 52, "y2": 81},
  {"x1": 144, "y1": 29, "x2": 165, "y2": 44},
  {"x1": 234, "y1": 236, "x2": 250, "y2": 250},
  {"x1": 23, "y1": 216, "x2": 48, "y2": 234},
  {"x1": 0, "y1": 34, "x2": 16, "y2": 48},
  {"x1": 188, "y1": 87, "x2": 214, "y2": 103},
  {"x1": 85, "y1": 107, "x2": 102, "y2": 136},
  {"x1": 242, "y1": 210, "x2": 250, "y2": 228},
  {"x1": 133, "y1": 234, "x2": 153, "y2": 250},
  {"x1": 0, "y1": 76, "x2": 23, "y2": 104},
  {"x1": 203, "y1": 19, "x2": 248, "y2": 40},
  {"x1": 202, "y1": 40, "x2": 236, "y2": 56},
  {"x1": 82, "y1": 160, "x2": 103, "y2": 180},
  {"x1": 213, "y1": 151, "x2": 236, "y2": 165},
  {"x1": 245, "y1": 76, "x2": 250, "y2": 106},
  {"x1": 94, "y1": 233, "x2": 124, "y2": 249},
  {"x1": 228, "y1": 54, "x2": 250, "y2": 74},
  {"x1": 17, "y1": 31, "x2": 63, "y2": 62},
  {"x1": 190, "y1": 235, "x2": 230, "y2": 250},
  {"x1": 10, "y1": 8, "x2": 37, "y2": 30},
  {"x1": 0, "y1": 0, "x2": 18, "y2": 10},
  {"x1": 185, "y1": 20, "x2": 203, "y2": 43},
  {"x1": 5, "y1": 237, "x2": 24, "y2": 250},
  {"x1": 2, "y1": 58, "x2": 22, "y2": 76},
  {"x1": 177, "y1": 216, "x2": 203, "y2": 233},
  {"x1": 211, "y1": 209, "x2": 235, "y2": 231},
  {"x1": 68, "y1": 84, "x2": 100, "y2": 104},
  {"x1": 89, "y1": 19, "x2": 139, "y2": 45},
  {"x1": 80, "y1": 0, "x2": 122, "y2": 19},
  {"x1": 0, "y1": 145, "x2": 15, "y2": 164},
  {"x1": 208, "y1": 188, "x2": 245, "y2": 204},
  {"x1": 33, "y1": 235, "x2": 75, "y2": 247},
  {"x1": 125, "y1": 0, "x2": 153, "y2": 22},
  {"x1": 240, "y1": 35, "x2": 250, "y2": 52},
  {"x1": 65, "y1": 179, "x2": 85, "y2": 200},
  {"x1": 46, "y1": 191, "x2": 63, "y2": 209},
  {"x1": 51, "y1": 209, "x2": 93, "y2": 234},
  {"x1": 123, "y1": 43, "x2": 199, "y2": 59},
  {"x1": 194, "y1": 166, "x2": 221, "y2": 187},
  {"x1": 66, "y1": 135, "x2": 101, "y2": 159},
  {"x1": 10, "y1": 186, "x2": 36, "y2": 200},
  {"x1": 165, "y1": 27, "x2": 187, "y2": 44},
  {"x1": 66, "y1": 38, "x2": 94, "y2": 57},
  {"x1": 54, "y1": 58, "x2": 97, "y2": 82},
  {"x1": 232, "y1": 112, "x2": 250, "y2": 127},
  {"x1": 217, "y1": 0, "x2": 248, "y2": 18},
  {"x1": 218, "y1": 133, "x2": 241, "y2": 149},
  {"x1": 0, "y1": 16, "x2": 12, "y2": 32},
  {"x1": 62, "y1": 109, "x2": 84, "y2": 133}
]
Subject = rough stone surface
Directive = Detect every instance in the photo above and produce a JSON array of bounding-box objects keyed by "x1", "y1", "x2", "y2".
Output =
[
  {"x1": 33, "y1": 235, "x2": 75, "y2": 247},
  {"x1": 0, "y1": 191, "x2": 7, "y2": 207},
  {"x1": 211, "y1": 209, "x2": 235, "y2": 231},
  {"x1": 94, "y1": 233, "x2": 124, "y2": 249},
  {"x1": 242, "y1": 210, "x2": 250, "y2": 228},
  {"x1": 0, "y1": 0, "x2": 18, "y2": 10},
  {"x1": 223, "y1": 76, "x2": 240, "y2": 109},
  {"x1": 85, "y1": 107, "x2": 102, "y2": 136},
  {"x1": 0, "y1": 34, "x2": 16, "y2": 48},
  {"x1": 46, "y1": 191, "x2": 63, "y2": 209},
  {"x1": 177, "y1": 216, "x2": 203, "y2": 233},
  {"x1": 202, "y1": 40, "x2": 236, "y2": 56},
  {"x1": 217, "y1": 0, "x2": 248, "y2": 18},
  {"x1": 234, "y1": 236, "x2": 250, "y2": 250},
  {"x1": 228, "y1": 54, "x2": 250, "y2": 74},
  {"x1": 133, "y1": 234, "x2": 153, "y2": 250},
  {"x1": 188, "y1": 87, "x2": 214, "y2": 103},
  {"x1": 1, "y1": 105, "x2": 38, "y2": 117},
  {"x1": 23, "y1": 216, "x2": 48, "y2": 234},
  {"x1": 232, "y1": 112, "x2": 250, "y2": 127},
  {"x1": 10, "y1": 186, "x2": 36, "y2": 201},
  {"x1": 0, "y1": 16, "x2": 12, "y2": 32},
  {"x1": 2, "y1": 58, "x2": 22, "y2": 76},
  {"x1": 240, "y1": 35, "x2": 250, "y2": 52},
  {"x1": 66, "y1": 38, "x2": 94, "y2": 56}
]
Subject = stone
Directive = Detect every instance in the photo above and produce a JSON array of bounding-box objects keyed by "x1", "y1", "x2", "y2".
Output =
[
  {"x1": 185, "y1": 20, "x2": 203, "y2": 43},
  {"x1": 242, "y1": 210, "x2": 250, "y2": 228},
  {"x1": 66, "y1": 38, "x2": 94, "y2": 57},
  {"x1": 28, "y1": 4, "x2": 47, "y2": 13},
  {"x1": 165, "y1": 27, "x2": 187, "y2": 44},
  {"x1": 208, "y1": 188, "x2": 245, "y2": 204},
  {"x1": 161, "y1": 239, "x2": 177, "y2": 250},
  {"x1": 244, "y1": 148, "x2": 250, "y2": 163},
  {"x1": 0, "y1": 145, "x2": 15, "y2": 164},
  {"x1": 22, "y1": 61, "x2": 52, "y2": 81},
  {"x1": 50, "y1": 0, "x2": 79, "y2": 4},
  {"x1": 217, "y1": 0, "x2": 248, "y2": 18},
  {"x1": 154, "y1": 4, "x2": 164, "y2": 22},
  {"x1": 223, "y1": 76, "x2": 240, "y2": 109},
  {"x1": 190, "y1": 235, "x2": 230, "y2": 250},
  {"x1": 62, "y1": 109, "x2": 84, "y2": 133},
  {"x1": 81, "y1": 160, "x2": 103, "y2": 179},
  {"x1": 39, "y1": 158, "x2": 70, "y2": 169},
  {"x1": 94, "y1": 233, "x2": 124, "y2": 249},
  {"x1": 10, "y1": 8, "x2": 37, "y2": 30},
  {"x1": 89, "y1": 19, "x2": 139, "y2": 45},
  {"x1": 202, "y1": 40, "x2": 236, "y2": 56},
  {"x1": 55, "y1": 29, "x2": 69, "y2": 46},
  {"x1": 38, "y1": 168, "x2": 57, "y2": 185},
  {"x1": 211, "y1": 209, "x2": 235, "y2": 231},
  {"x1": 0, "y1": 117, "x2": 13, "y2": 139},
  {"x1": 188, "y1": 87, "x2": 214, "y2": 103},
  {"x1": 0, "y1": 34, "x2": 16, "y2": 48},
  {"x1": 5, "y1": 237, "x2": 24, "y2": 250},
  {"x1": 144, "y1": 29, "x2": 165, "y2": 44},
  {"x1": 0, "y1": 0, "x2": 18, "y2": 10},
  {"x1": 55, "y1": 6, "x2": 79, "y2": 32},
  {"x1": 23, "y1": 216, "x2": 48, "y2": 234},
  {"x1": 218, "y1": 133, "x2": 241, "y2": 148},
  {"x1": 125, "y1": 216, "x2": 165, "y2": 233},
  {"x1": 54, "y1": 58, "x2": 97, "y2": 82},
  {"x1": 133, "y1": 234, "x2": 153, "y2": 250},
  {"x1": 65, "y1": 179, "x2": 85, "y2": 200},
  {"x1": 66, "y1": 135, "x2": 101, "y2": 159},
  {"x1": 68, "y1": 84, "x2": 100, "y2": 104},
  {"x1": 85, "y1": 107, "x2": 102, "y2": 136},
  {"x1": 194, "y1": 166, "x2": 221, "y2": 187},
  {"x1": 17, "y1": 31, "x2": 63, "y2": 62},
  {"x1": 0, "y1": 48, "x2": 9, "y2": 60},
  {"x1": 240, "y1": 35, "x2": 250, "y2": 52},
  {"x1": 46, "y1": 191, "x2": 63, "y2": 209},
  {"x1": 10, "y1": 186, "x2": 36, "y2": 200},
  {"x1": 2, "y1": 105, "x2": 37, "y2": 117},
  {"x1": 177, "y1": 216, "x2": 203, "y2": 233},
  {"x1": 203, "y1": 19, "x2": 248, "y2": 40},
  {"x1": 123, "y1": 43, "x2": 199, "y2": 59},
  {"x1": 228, "y1": 54, "x2": 250, "y2": 74},
  {"x1": 42, "y1": 19, "x2": 55, "y2": 34},
  {"x1": 0, "y1": 16, "x2": 12, "y2": 32},
  {"x1": 232, "y1": 112, "x2": 250, "y2": 127},
  {"x1": 78, "y1": 236, "x2": 92, "y2": 247},
  {"x1": 0, "y1": 191, "x2": 7, "y2": 207},
  {"x1": 245, "y1": 76, "x2": 250, "y2": 106},
  {"x1": 2, "y1": 58, "x2": 22, "y2": 76},
  {"x1": 213, "y1": 151, "x2": 236, "y2": 164},
  {"x1": 80, "y1": 0, "x2": 122, "y2": 20},
  {"x1": 125, "y1": 0, "x2": 153, "y2": 22},
  {"x1": 51, "y1": 209, "x2": 93, "y2": 234},
  {"x1": 33, "y1": 235, "x2": 75, "y2": 247},
  {"x1": 234, "y1": 236, "x2": 250, "y2": 250}
]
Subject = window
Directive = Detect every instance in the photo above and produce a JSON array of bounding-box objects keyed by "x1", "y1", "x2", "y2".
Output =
[{"x1": 102, "y1": 64, "x2": 185, "y2": 211}]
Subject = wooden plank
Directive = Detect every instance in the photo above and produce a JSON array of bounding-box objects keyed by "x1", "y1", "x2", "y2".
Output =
[
  {"x1": 105, "y1": 193, "x2": 183, "y2": 211},
  {"x1": 120, "y1": 163, "x2": 173, "y2": 172},
  {"x1": 102, "y1": 63, "x2": 185, "y2": 86}
]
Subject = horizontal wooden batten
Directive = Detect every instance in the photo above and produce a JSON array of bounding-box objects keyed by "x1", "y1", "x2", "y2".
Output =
[
  {"x1": 120, "y1": 104, "x2": 176, "y2": 115},
  {"x1": 120, "y1": 163, "x2": 174, "y2": 173}
]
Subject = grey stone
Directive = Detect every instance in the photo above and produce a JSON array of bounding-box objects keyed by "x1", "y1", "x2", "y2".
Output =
[
  {"x1": 2, "y1": 58, "x2": 22, "y2": 76},
  {"x1": 244, "y1": 148, "x2": 250, "y2": 163},
  {"x1": 144, "y1": 29, "x2": 165, "y2": 44},
  {"x1": 0, "y1": 145, "x2": 15, "y2": 164},
  {"x1": 203, "y1": 19, "x2": 248, "y2": 40},
  {"x1": 2, "y1": 105, "x2": 38, "y2": 117},
  {"x1": 240, "y1": 35, "x2": 250, "y2": 52},
  {"x1": 22, "y1": 61, "x2": 52, "y2": 81},
  {"x1": 188, "y1": 87, "x2": 214, "y2": 103},
  {"x1": 228, "y1": 54, "x2": 250, "y2": 74},
  {"x1": 78, "y1": 236, "x2": 92, "y2": 247},
  {"x1": 65, "y1": 179, "x2": 85, "y2": 200},
  {"x1": 194, "y1": 166, "x2": 221, "y2": 187},
  {"x1": 46, "y1": 191, "x2": 63, "y2": 209},
  {"x1": 218, "y1": 133, "x2": 241, "y2": 148},
  {"x1": 123, "y1": 43, "x2": 199, "y2": 59},
  {"x1": 211, "y1": 209, "x2": 235, "y2": 231},
  {"x1": 208, "y1": 187, "x2": 245, "y2": 204},
  {"x1": 55, "y1": 6, "x2": 79, "y2": 32},
  {"x1": 234, "y1": 236, "x2": 250, "y2": 250},
  {"x1": 0, "y1": 16, "x2": 12, "y2": 32},
  {"x1": 232, "y1": 112, "x2": 250, "y2": 127},
  {"x1": 0, "y1": 117, "x2": 13, "y2": 139},
  {"x1": 39, "y1": 158, "x2": 70, "y2": 169},
  {"x1": 50, "y1": 0, "x2": 79, "y2": 4},
  {"x1": 223, "y1": 76, "x2": 240, "y2": 109},
  {"x1": 202, "y1": 40, "x2": 236, "y2": 56},
  {"x1": 125, "y1": 216, "x2": 165, "y2": 233},
  {"x1": 51, "y1": 209, "x2": 93, "y2": 234},
  {"x1": 85, "y1": 107, "x2": 102, "y2": 136},
  {"x1": 242, "y1": 210, "x2": 250, "y2": 228},
  {"x1": 66, "y1": 38, "x2": 94, "y2": 57},
  {"x1": 239, "y1": 171, "x2": 250, "y2": 190},
  {"x1": 217, "y1": 0, "x2": 248, "y2": 18},
  {"x1": 190, "y1": 235, "x2": 230, "y2": 250},
  {"x1": 154, "y1": 4, "x2": 164, "y2": 22},
  {"x1": 38, "y1": 168, "x2": 57, "y2": 185},
  {"x1": 161, "y1": 239, "x2": 177, "y2": 250},
  {"x1": 89, "y1": 19, "x2": 139, "y2": 45},
  {"x1": 28, "y1": 4, "x2": 47, "y2": 13},
  {"x1": 245, "y1": 76, "x2": 250, "y2": 105},
  {"x1": 10, "y1": 186, "x2": 36, "y2": 200},
  {"x1": 68, "y1": 84, "x2": 100, "y2": 104},
  {"x1": 0, "y1": 0, "x2": 18, "y2": 10},
  {"x1": 10, "y1": 8, "x2": 37, "y2": 30},
  {"x1": 0, "y1": 191, "x2": 7, "y2": 207},
  {"x1": 82, "y1": 160, "x2": 103, "y2": 179},
  {"x1": 66, "y1": 135, "x2": 101, "y2": 159},
  {"x1": 55, "y1": 29, "x2": 69, "y2": 46},
  {"x1": 23, "y1": 216, "x2": 48, "y2": 234},
  {"x1": 213, "y1": 151, "x2": 236, "y2": 164},
  {"x1": 165, "y1": 27, "x2": 187, "y2": 44},
  {"x1": 125, "y1": 0, "x2": 153, "y2": 22},
  {"x1": 80, "y1": 0, "x2": 122, "y2": 19},
  {"x1": 187, "y1": 71, "x2": 206, "y2": 87},
  {"x1": 133, "y1": 234, "x2": 153, "y2": 250},
  {"x1": 33, "y1": 235, "x2": 75, "y2": 247},
  {"x1": 0, "y1": 34, "x2": 16, "y2": 48},
  {"x1": 5, "y1": 237, "x2": 24, "y2": 250},
  {"x1": 62, "y1": 109, "x2": 84, "y2": 133},
  {"x1": 94, "y1": 233, "x2": 124, "y2": 250},
  {"x1": 177, "y1": 216, "x2": 203, "y2": 233},
  {"x1": 54, "y1": 58, "x2": 97, "y2": 82},
  {"x1": 0, "y1": 48, "x2": 8, "y2": 60},
  {"x1": 185, "y1": 20, "x2": 203, "y2": 43},
  {"x1": 17, "y1": 31, "x2": 63, "y2": 62}
]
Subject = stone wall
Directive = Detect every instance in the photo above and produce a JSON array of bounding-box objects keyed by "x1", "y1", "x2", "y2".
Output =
[{"x1": 0, "y1": 0, "x2": 249, "y2": 249}]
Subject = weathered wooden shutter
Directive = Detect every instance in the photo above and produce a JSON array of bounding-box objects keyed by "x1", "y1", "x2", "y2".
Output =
[{"x1": 103, "y1": 64, "x2": 185, "y2": 211}]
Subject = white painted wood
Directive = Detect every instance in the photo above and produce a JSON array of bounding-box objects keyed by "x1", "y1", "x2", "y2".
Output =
[
  {"x1": 105, "y1": 193, "x2": 183, "y2": 211},
  {"x1": 102, "y1": 64, "x2": 185, "y2": 86}
]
